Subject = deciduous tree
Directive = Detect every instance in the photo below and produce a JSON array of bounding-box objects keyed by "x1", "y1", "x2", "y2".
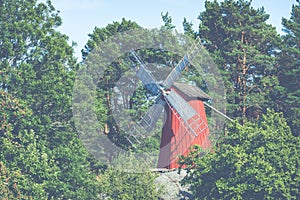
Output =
[
  {"x1": 179, "y1": 110, "x2": 300, "y2": 199},
  {"x1": 0, "y1": 0, "x2": 101, "y2": 198}
]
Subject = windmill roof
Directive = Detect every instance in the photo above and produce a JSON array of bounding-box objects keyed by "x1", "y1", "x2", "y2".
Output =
[{"x1": 173, "y1": 82, "x2": 210, "y2": 101}]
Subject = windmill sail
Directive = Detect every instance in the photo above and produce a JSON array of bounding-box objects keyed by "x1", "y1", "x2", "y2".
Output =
[
  {"x1": 131, "y1": 50, "x2": 160, "y2": 95},
  {"x1": 163, "y1": 55, "x2": 189, "y2": 88},
  {"x1": 125, "y1": 51, "x2": 165, "y2": 145},
  {"x1": 164, "y1": 90, "x2": 207, "y2": 137},
  {"x1": 125, "y1": 122, "x2": 146, "y2": 146},
  {"x1": 164, "y1": 90, "x2": 196, "y2": 123},
  {"x1": 163, "y1": 37, "x2": 202, "y2": 88},
  {"x1": 125, "y1": 98, "x2": 165, "y2": 146},
  {"x1": 139, "y1": 97, "x2": 165, "y2": 133}
]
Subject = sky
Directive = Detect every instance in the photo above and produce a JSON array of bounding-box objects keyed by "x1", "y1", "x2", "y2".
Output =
[{"x1": 40, "y1": 0, "x2": 297, "y2": 60}]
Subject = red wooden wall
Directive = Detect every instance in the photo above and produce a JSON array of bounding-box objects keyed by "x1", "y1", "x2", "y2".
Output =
[{"x1": 157, "y1": 89, "x2": 210, "y2": 169}]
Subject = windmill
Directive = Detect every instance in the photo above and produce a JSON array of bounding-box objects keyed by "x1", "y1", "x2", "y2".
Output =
[{"x1": 125, "y1": 38, "x2": 213, "y2": 169}]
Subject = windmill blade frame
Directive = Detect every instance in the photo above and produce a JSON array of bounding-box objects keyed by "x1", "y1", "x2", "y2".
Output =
[
  {"x1": 125, "y1": 51, "x2": 165, "y2": 146},
  {"x1": 163, "y1": 37, "x2": 202, "y2": 88},
  {"x1": 139, "y1": 97, "x2": 165, "y2": 133},
  {"x1": 125, "y1": 97, "x2": 165, "y2": 146},
  {"x1": 164, "y1": 90, "x2": 208, "y2": 138},
  {"x1": 130, "y1": 50, "x2": 161, "y2": 95}
]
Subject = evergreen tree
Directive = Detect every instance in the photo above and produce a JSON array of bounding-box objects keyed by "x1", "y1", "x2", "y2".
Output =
[
  {"x1": 279, "y1": 0, "x2": 300, "y2": 136},
  {"x1": 183, "y1": 17, "x2": 197, "y2": 38},
  {"x1": 161, "y1": 12, "x2": 176, "y2": 30},
  {"x1": 198, "y1": 0, "x2": 281, "y2": 123}
]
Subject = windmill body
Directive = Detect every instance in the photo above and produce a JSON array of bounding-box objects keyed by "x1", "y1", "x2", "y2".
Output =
[{"x1": 158, "y1": 83, "x2": 211, "y2": 169}]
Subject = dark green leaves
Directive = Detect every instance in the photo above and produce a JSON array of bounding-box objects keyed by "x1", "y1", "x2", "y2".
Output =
[{"x1": 180, "y1": 110, "x2": 300, "y2": 199}]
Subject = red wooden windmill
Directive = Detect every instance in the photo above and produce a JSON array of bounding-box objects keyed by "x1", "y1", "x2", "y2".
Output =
[{"x1": 126, "y1": 38, "x2": 211, "y2": 169}]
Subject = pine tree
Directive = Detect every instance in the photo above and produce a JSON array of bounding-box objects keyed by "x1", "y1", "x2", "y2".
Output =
[
  {"x1": 198, "y1": 0, "x2": 281, "y2": 123},
  {"x1": 183, "y1": 17, "x2": 197, "y2": 38},
  {"x1": 161, "y1": 12, "x2": 176, "y2": 30},
  {"x1": 279, "y1": 0, "x2": 300, "y2": 136}
]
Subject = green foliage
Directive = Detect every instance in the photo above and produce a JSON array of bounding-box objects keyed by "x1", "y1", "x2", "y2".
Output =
[
  {"x1": 183, "y1": 17, "x2": 197, "y2": 38},
  {"x1": 179, "y1": 110, "x2": 300, "y2": 199},
  {"x1": 279, "y1": 0, "x2": 300, "y2": 136},
  {"x1": 82, "y1": 18, "x2": 140, "y2": 60},
  {"x1": 161, "y1": 12, "x2": 176, "y2": 30},
  {"x1": 0, "y1": 162, "x2": 32, "y2": 200},
  {"x1": 198, "y1": 0, "x2": 282, "y2": 122},
  {"x1": 0, "y1": 91, "x2": 101, "y2": 199},
  {"x1": 0, "y1": 91, "x2": 48, "y2": 199},
  {"x1": 97, "y1": 167, "x2": 161, "y2": 200},
  {"x1": 0, "y1": 0, "x2": 101, "y2": 199},
  {"x1": 90, "y1": 152, "x2": 162, "y2": 199},
  {"x1": 80, "y1": 19, "x2": 145, "y2": 149}
]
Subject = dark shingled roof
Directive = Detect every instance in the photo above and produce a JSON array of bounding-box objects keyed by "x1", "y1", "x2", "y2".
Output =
[{"x1": 173, "y1": 82, "x2": 210, "y2": 101}]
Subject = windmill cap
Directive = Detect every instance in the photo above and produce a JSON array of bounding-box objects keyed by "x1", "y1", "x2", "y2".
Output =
[{"x1": 173, "y1": 82, "x2": 210, "y2": 101}]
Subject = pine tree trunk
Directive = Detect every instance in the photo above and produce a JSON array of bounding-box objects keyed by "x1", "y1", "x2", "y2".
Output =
[{"x1": 241, "y1": 31, "x2": 247, "y2": 125}]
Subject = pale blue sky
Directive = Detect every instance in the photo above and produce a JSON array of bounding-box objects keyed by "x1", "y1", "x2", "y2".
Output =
[{"x1": 41, "y1": 0, "x2": 297, "y2": 60}]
